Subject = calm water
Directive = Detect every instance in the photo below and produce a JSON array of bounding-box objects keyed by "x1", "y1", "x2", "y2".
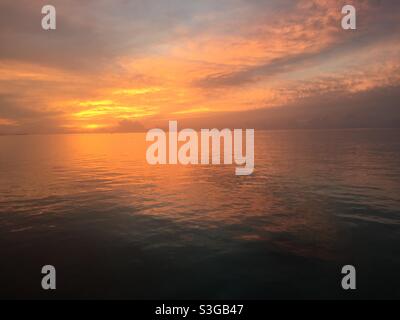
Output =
[{"x1": 0, "y1": 129, "x2": 400, "y2": 299}]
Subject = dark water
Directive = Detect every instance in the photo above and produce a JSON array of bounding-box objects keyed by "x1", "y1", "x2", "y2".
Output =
[{"x1": 0, "y1": 129, "x2": 399, "y2": 299}]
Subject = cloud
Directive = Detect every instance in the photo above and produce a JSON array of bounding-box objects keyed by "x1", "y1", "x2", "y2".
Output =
[
  {"x1": 0, "y1": 94, "x2": 60, "y2": 120},
  {"x1": 177, "y1": 85, "x2": 400, "y2": 130},
  {"x1": 111, "y1": 119, "x2": 146, "y2": 133},
  {"x1": 0, "y1": 0, "x2": 399, "y2": 133},
  {"x1": 194, "y1": 0, "x2": 400, "y2": 88}
]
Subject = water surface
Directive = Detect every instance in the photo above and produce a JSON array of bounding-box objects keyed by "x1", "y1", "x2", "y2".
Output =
[{"x1": 0, "y1": 129, "x2": 399, "y2": 299}]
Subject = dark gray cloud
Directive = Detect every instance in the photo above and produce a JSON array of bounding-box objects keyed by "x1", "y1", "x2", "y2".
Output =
[
  {"x1": 195, "y1": 52, "x2": 318, "y2": 88},
  {"x1": 0, "y1": 94, "x2": 59, "y2": 120},
  {"x1": 110, "y1": 119, "x2": 146, "y2": 133},
  {"x1": 177, "y1": 85, "x2": 400, "y2": 130}
]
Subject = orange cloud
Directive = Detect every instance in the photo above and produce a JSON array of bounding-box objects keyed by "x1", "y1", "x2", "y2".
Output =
[{"x1": 1, "y1": 0, "x2": 399, "y2": 133}]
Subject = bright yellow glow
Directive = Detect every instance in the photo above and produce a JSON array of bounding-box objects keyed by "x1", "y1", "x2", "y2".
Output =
[
  {"x1": 113, "y1": 87, "x2": 162, "y2": 96},
  {"x1": 74, "y1": 105, "x2": 156, "y2": 119},
  {"x1": 84, "y1": 124, "x2": 109, "y2": 130},
  {"x1": 78, "y1": 100, "x2": 114, "y2": 107}
]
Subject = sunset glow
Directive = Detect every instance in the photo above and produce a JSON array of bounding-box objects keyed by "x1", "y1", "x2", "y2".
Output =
[
  {"x1": 1, "y1": 0, "x2": 400, "y2": 301},
  {"x1": 0, "y1": 0, "x2": 399, "y2": 134}
]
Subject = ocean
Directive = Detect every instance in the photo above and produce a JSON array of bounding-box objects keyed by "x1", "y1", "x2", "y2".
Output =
[{"x1": 0, "y1": 129, "x2": 399, "y2": 299}]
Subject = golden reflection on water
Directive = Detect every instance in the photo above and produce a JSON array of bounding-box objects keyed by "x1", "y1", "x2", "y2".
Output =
[{"x1": 0, "y1": 130, "x2": 400, "y2": 262}]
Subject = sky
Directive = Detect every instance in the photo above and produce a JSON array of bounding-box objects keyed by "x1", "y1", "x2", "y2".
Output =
[{"x1": 0, "y1": 0, "x2": 399, "y2": 134}]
